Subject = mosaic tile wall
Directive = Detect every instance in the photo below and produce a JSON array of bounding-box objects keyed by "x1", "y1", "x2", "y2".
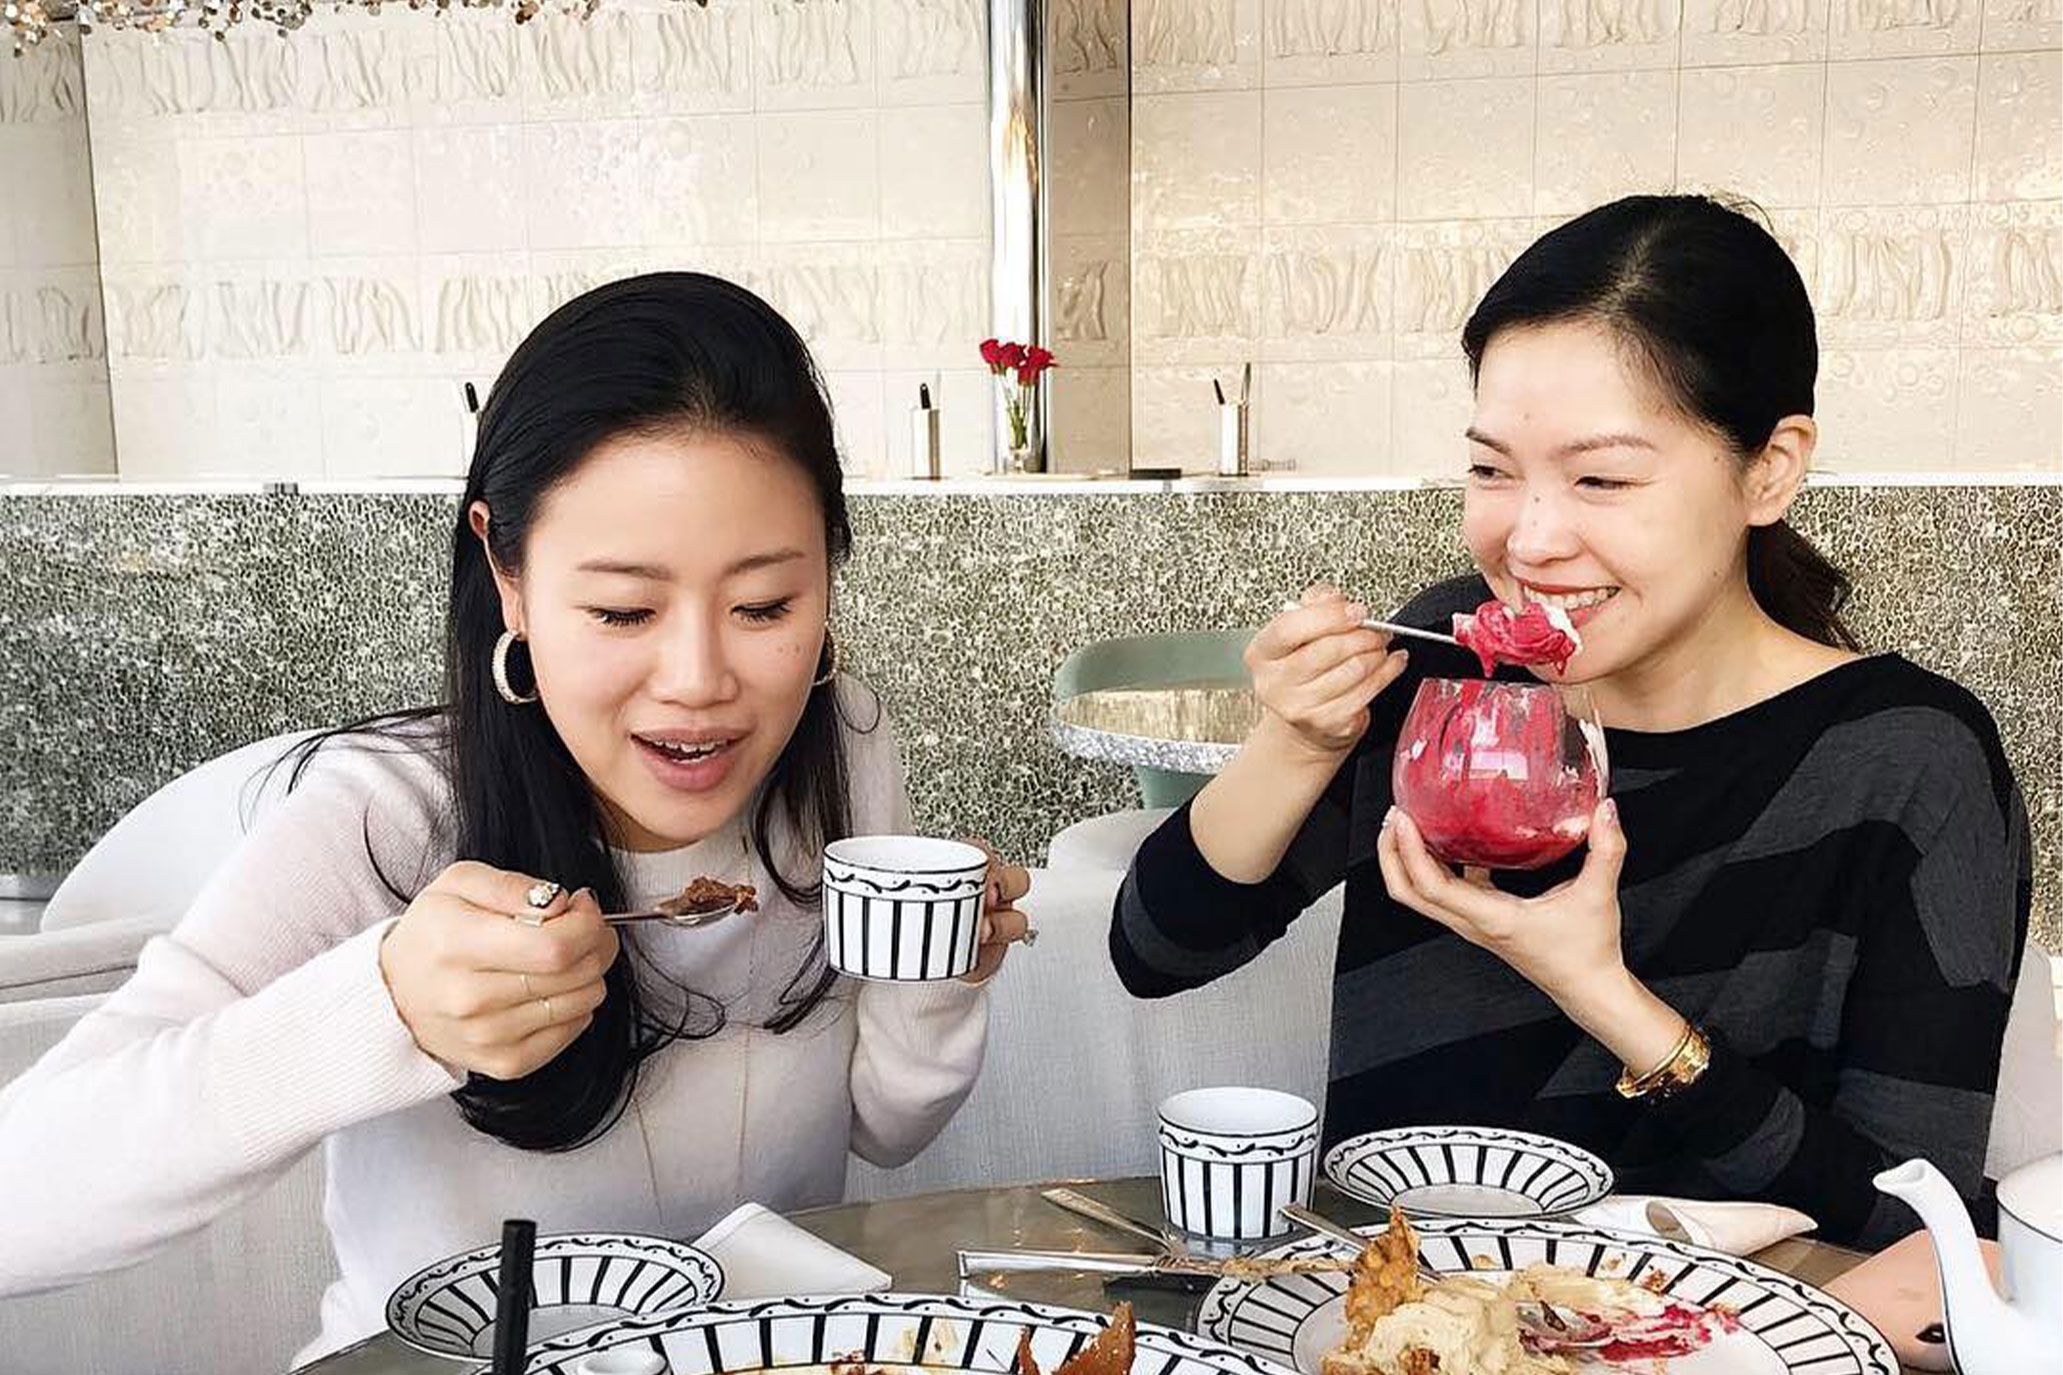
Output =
[{"x1": 1, "y1": 484, "x2": 2056, "y2": 946}]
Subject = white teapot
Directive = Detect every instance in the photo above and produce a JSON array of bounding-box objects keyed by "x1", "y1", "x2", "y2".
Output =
[{"x1": 1874, "y1": 1153, "x2": 2062, "y2": 1375}]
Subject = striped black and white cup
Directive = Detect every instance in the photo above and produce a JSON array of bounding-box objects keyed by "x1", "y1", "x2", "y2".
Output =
[
  {"x1": 822, "y1": 836, "x2": 989, "y2": 982},
  {"x1": 1157, "y1": 1086, "x2": 1319, "y2": 1242}
]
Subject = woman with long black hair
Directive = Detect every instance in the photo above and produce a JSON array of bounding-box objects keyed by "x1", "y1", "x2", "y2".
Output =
[{"x1": 0, "y1": 273, "x2": 1031, "y2": 1359}]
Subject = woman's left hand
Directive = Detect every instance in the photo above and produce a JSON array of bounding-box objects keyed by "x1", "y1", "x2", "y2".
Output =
[
  {"x1": 961, "y1": 838, "x2": 1034, "y2": 986},
  {"x1": 1375, "y1": 799, "x2": 1630, "y2": 1010}
]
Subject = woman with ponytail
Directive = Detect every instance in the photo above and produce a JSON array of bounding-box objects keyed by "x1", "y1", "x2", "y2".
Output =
[
  {"x1": 0, "y1": 274, "x2": 1030, "y2": 1360},
  {"x1": 1113, "y1": 195, "x2": 2030, "y2": 1248}
]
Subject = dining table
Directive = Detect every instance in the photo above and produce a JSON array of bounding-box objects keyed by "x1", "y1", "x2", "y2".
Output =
[{"x1": 297, "y1": 1175, "x2": 1912, "y2": 1375}]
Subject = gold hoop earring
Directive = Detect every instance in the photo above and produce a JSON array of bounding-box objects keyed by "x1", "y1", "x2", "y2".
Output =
[
  {"x1": 492, "y1": 630, "x2": 539, "y2": 705},
  {"x1": 811, "y1": 625, "x2": 841, "y2": 689}
]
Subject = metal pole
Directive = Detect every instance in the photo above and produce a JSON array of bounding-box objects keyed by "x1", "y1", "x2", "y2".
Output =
[{"x1": 987, "y1": 0, "x2": 1046, "y2": 473}]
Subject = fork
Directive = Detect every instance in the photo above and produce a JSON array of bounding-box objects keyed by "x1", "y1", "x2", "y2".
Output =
[
  {"x1": 1277, "y1": 1203, "x2": 1609, "y2": 1349},
  {"x1": 1278, "y1": 1203, "x2": 1446, "y2": 1287}
]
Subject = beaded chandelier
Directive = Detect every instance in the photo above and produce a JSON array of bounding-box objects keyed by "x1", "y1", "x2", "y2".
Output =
[{"x1": 7, "y1": 0, "x2": 707, "y2": 56}]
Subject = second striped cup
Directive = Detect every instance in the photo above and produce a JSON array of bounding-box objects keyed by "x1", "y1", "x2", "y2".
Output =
[{"x1": 1157, "y1": 1086, "x2": 1320, "y2": 1242}]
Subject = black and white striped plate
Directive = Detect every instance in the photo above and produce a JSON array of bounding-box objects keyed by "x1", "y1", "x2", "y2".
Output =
[
  {"x1": 1322, "y1": 1126, "x2": 1614, "y2": 1217},
  {"x1": 1197, "y1": 1218, "x2": 1896, "y2": 1375},
  {"x1": 515, "y1": 1291, "x2": 1307, "y2": 1375},
  {"x1": 386, "y1": 1232, "x2": 724, "y2": 1361}
]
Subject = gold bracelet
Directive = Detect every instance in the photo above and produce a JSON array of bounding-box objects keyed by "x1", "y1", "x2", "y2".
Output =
[
  {"x1": 1616, "y1": 1023, "x2": 1693, "y2": 1097},
  {"x1": 1614, "y1": 1023, "x2": 1711, "y2": 1101}
]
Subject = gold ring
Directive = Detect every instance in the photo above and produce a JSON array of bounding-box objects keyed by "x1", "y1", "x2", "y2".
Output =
[
  {"x1": 539, "y1": 995, "x2": 555, "y2": 1025},
  {"x1": 521, "y1": 972, "x2": 535, "y2": 998}
]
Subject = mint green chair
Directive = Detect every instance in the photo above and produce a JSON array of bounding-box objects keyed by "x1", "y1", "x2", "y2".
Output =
[{"x1": 1051, "y1": 629, "x2": 1256, "y2": 807}]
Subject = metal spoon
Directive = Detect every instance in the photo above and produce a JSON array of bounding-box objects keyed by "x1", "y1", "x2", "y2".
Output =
[
  {"x1": 1276, "y1": 597, "x2": 1461, "y2": 648},
  {"x1": 1041, "y1": 1187, "x2": 1185, "y2": 1253},
  {"x1": 1360, "y1": 618, "x2": 1461, "y2": 647},
  {"x1": 601, "y1": 900, "x2": 748, "y2": 928}
]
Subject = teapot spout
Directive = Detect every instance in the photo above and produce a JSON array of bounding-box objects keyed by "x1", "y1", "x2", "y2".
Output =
[{"x1": 1874, "y1": 1159, "x2": 2031, "y2": 1374}]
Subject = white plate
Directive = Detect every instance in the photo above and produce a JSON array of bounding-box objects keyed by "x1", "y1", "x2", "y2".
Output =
[
  {"x1": 1322, "y1": 1126, "x2": 1614, "y2": 1218},
  {"x1": 386, "y1": 1232, "x2": 724, "y2": 1361},
  {"x1": 1197, "y1": 1218, "x2": 1896, "y2": 1375},
  {"x1": 517, "y1": 1291, "x2": 1305, "y2": 1375}
]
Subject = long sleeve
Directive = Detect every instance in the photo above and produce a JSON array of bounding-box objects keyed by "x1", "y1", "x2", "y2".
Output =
[
  {"x1": 1645, "y1": 765, "x2": 2032, "y2": 1248},
  {"x1": 0, "y1": 749, "x2": 461, "y2": 1294},
  {"x1": 847, "y1": 978, "x2": 989, "y2": 1167},
  {"x1": 1107, "y1": 791, "x2": 1347, "y2": 998},
  {"x1": 1108, "y1": 575, "x2": 1488, "y2": 1000},
  {"x1": 834, "y1": 677, "x2": 990, "y2": 1167}
]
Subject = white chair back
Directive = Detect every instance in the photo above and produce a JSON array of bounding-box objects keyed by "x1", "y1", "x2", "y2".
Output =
[
  {"x1": 40, "y1": 730, "x2": 313, "y2": 933},
  {"x1": 1987, "y1": 948, "x2": 2063, "y2": 1178}
]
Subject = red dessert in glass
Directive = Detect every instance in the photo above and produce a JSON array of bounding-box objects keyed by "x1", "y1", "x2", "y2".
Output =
[
  {"x1": 1391, "y1": 678, "x2": 1607, "y2": 870},
  {"x1": 1451, "y1": 599, "x2": 1581, "y2": 677}
]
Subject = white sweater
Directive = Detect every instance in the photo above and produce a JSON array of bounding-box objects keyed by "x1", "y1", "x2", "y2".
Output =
[{"x1": 0, "y1": 686, "x2": 988, "y2": 1362}]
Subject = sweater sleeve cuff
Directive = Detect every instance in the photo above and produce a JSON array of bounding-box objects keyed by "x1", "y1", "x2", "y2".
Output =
[
  {"x1": 207, "y1": 919, "x2": 464, "y2": 1165},
  {"x1": 860, "y1": 974, "x2": 989, "y2": 1020},
  {"x1": 1641, "y1": 1029, "x2": 1783, "y2": 1160}
]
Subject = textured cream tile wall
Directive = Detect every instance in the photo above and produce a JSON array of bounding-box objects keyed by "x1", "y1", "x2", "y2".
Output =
[
  {"x1": 1048, "y1": 0, "x2": 1133, "y2": 471},
  {"x1": 81, "y1": 0, "x2": 995, "y2": 481},
  {"x1": 0, "y1": 33, "x2": 115, "y2": 479},
  {"x1": 1131, "y1": 0, "x2": 2063, "y2": 477}
]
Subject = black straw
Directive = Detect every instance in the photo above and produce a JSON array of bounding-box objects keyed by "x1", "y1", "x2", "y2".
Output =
[
  {"x1": 919, "y1": 382, "x2": 933, "y2": 409},
  {"x1": 1211, "y1": 378, "x2": 1227, "y2": 406},
  {"x1": 491, "y1": 1219, "x2": 536, "y2": 1375},
  {"x1": 463, "y1": 381, "x2": 481, "y2": 414}
]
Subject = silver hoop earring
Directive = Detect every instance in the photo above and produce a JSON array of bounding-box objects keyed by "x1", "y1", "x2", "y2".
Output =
[
  {"x1": 492, "y1": 630, "x2": 539, "y2": 705},
  {"x1": 811, "y1": 625, "x2": 841, "y2": 689}
]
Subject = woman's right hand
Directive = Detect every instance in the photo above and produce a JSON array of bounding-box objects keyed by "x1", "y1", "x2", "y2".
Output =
[
  {"x1": 1246, "y1": 585, "x2": 1410, "y2": 761},
  {"x1": 377, "y1": 863, "x2": 620, "y2": 1081}
]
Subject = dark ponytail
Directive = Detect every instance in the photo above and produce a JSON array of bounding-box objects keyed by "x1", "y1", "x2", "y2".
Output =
[
  {"x1": 1462, "y1": 194, "x2": 1858, "y2": 651},
  {"x1": 1747, "y1": 524, "x2": 1857, "y2": 651}
]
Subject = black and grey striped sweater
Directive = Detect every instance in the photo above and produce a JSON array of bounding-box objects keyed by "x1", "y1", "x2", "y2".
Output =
[{"x1": 1110, "y1": 575, "x2": 2031, "y2": 1249}]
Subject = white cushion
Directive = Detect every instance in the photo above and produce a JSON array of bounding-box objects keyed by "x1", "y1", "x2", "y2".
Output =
[
  {"x1": 0, "y1": 994, "x2": 334, "y2": 1374},
  {"x1": 1045, "y1": 809, "x2": 1176, "y2": 874},
  {"x1": 0, "y1": 916, "x2": 166, "y2": 1005}
]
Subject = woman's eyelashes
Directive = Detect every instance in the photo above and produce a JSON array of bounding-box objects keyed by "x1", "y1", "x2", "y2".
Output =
[
  {"x1": 589, "y1": 606, "x2": 654, "y2": 627},
  {"x1": 736, "y1": 598, "x2": 794, "y2": 624},
  {"x1": 584, "y1": 598, "x2": 795, "y2": 629},
  {"x1": 1467, "y1": 463, "x2": 1635, "y2": 493}
]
